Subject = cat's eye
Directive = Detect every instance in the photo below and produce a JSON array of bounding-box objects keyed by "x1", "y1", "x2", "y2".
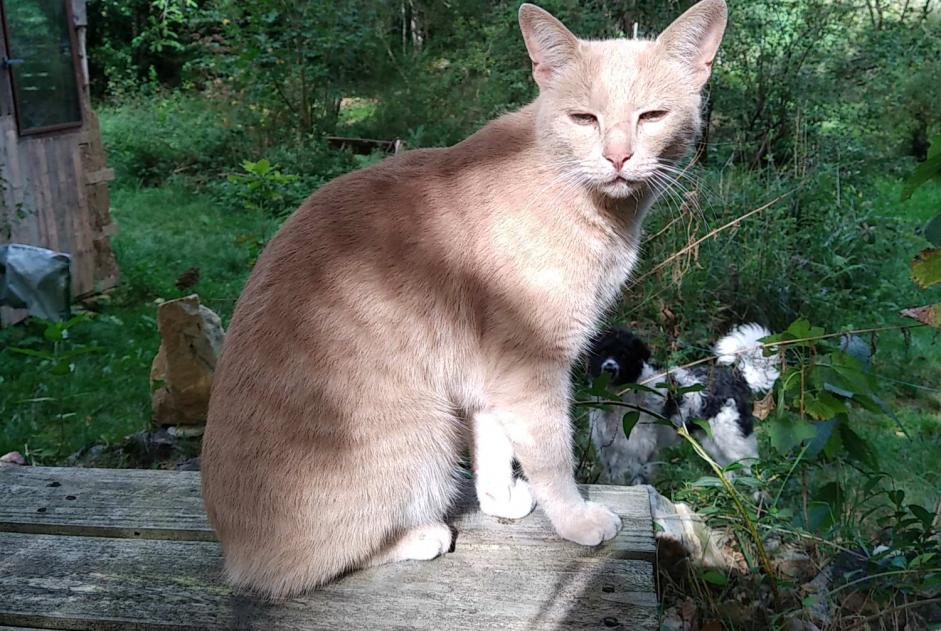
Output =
[
  {"x1": 639, "y1": 110, "x2": 669, "y2": 123},
  {"x1": 569, "y1": 112, "x2": 598, "y2": 126}
]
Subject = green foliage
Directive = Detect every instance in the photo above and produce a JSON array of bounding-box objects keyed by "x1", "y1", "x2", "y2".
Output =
[
  {"x1": 615, "y1": 167, "x2": 919, "y2": 338},
  {"x1": 100, "y1": 92, "x2": 256, "y2": 186},
  {"x1": 899, "y1": 133, "x2": 941, "y2": 325},
  {"x1": 193, "y1": 1, "x2": 395, "y2": 136},
  {"x1": 902, "y1": 134, "x2": 941, "y2": 201},
  {"x1": 87, "y1": 0, "x2": 204, "y2": 97},
  {"x1": 0, "y1": 311, "x2": 155, "y2": 462},
  {"x1": 0, "y1": 183, "x2": 278, "y2": 462},
  {"x1": 578, "y1": 312, "x2": 940, "y2": 626},
  {"x1": 225, "y1": 159, "x2": 300, "y2": 217},
  {"x1": 8, "y1": 315, "x2": 104, "y2": 377}
]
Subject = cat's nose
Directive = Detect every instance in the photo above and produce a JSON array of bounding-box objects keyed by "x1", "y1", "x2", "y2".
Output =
[{"x1": 603, "y1": 148, "x2": 633, "y2": 171}]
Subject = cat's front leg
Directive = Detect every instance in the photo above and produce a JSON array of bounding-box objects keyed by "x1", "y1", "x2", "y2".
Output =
[
  {"x1": 473, "y1": 410, "x2": 536, "y2": 519},
  {"x1": 496, "y1": 384, "x2": 622, "y2": 546}
]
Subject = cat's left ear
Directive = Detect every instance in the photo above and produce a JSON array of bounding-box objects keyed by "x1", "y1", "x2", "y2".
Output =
[
  {"x1": 518, "y1": 4, "x2": 579, "y2": 89},
  {"x1": 656, "y1": 0, "x2": 728, "y2": 88}
]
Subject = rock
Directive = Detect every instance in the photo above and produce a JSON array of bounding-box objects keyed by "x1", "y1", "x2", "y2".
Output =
[
  {"x1": 0, "y1": 451, "x2": 26, "y2": 465},
  {"x1": 801, "y1": 566, "x2": 833, "y2": 627},
  {"x1": 773, "y1": 548, "x2": 818, "y2": 582},
  {"x1": 785, "y1": 619, "x2": 821, "y2": 631},
  {"x1": 175, "y1": 457, "x2": 201, "y2": 471},
  {"x1": 150, "y1": 294, "x2": 224, "y2": 426},
  {"x1": 661, "y1": 598, "x2": 699, "y2": 631}
]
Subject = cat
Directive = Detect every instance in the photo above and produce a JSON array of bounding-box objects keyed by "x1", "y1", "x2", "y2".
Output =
[{"x1": 201, "y1": 0, "x2": 727, "y2": 598}]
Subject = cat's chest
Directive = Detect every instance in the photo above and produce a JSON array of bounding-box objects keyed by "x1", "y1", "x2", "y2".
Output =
[{"x1": 487, "y1": 210, "x2": 637, "y2": 312}]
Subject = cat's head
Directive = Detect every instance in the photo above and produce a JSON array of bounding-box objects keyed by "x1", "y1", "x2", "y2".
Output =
[{"x1": 519, "y1": 1, "x2": 727, "y2": 200}]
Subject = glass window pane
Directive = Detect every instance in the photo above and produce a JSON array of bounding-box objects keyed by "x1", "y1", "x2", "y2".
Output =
[{"x1": 4, "y1": 0, "x2": 82, "y2": 133}]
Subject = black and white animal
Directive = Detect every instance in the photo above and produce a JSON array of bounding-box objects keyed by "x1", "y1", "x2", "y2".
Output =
[{"x1": 586, "y1": 324, "x2": 779, "y2": 485}]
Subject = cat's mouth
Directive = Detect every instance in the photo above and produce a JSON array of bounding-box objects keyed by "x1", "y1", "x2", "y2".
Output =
[
  {"x1": 608, "y1": 174, "x2": 642, "y2": 185},
  {"x1": 598, "y1": 174, "x2": 652, "y2": 199},
  {"x1": 601, "y1": 175, "x2": 642, "y2": 194}
]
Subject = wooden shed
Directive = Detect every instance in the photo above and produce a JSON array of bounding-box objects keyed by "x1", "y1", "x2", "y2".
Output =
[{"x1": 0, "y1": 0, "x2": 117, "y2": 324}]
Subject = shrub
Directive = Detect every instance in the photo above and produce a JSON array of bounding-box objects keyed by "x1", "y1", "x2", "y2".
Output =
[{"x1": 100, "y1": 91, "x2": 257, "y2": 187}]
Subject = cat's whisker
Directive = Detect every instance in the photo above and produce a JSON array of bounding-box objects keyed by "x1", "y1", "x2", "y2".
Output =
[
  {"x1": 648, "y1": 171, "x2": 688, "y2": 222},
  {"x1": 651, "y1": 167, "x2": 704, "y2": 223}
]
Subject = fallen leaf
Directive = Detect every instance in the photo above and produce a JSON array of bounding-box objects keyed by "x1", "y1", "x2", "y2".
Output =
[
  {"x1": 753, "y1": 390, "x2": 776, "y2": 420},
  {"x1": 900, "y1": 303, "x2": 941, "y2": 327}
]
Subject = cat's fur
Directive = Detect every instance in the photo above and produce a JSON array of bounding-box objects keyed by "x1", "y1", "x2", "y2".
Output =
[{"x1": 201, "y1": 0, "x2": 727, "y2": 598}]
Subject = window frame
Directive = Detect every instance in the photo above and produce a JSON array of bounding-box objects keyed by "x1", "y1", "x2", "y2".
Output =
[{"x1": 0, "y1": 0, "x2": 84, "y2": 137}]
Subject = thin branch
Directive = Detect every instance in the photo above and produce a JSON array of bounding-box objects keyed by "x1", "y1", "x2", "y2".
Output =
[
  {"x1": 630, "y1": 190, "x2": 794, "y2": 288},
  {"x1": 845, "y1": 596, "x2": 941, "y2": 630},
  {"x1": 676, "y1": 424, "x2": 779, "y2": 600}
]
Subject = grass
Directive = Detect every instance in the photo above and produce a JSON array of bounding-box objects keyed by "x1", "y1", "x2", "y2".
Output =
[{"x1": 0, "y1": 182, "x2": 270, "y2": 462}]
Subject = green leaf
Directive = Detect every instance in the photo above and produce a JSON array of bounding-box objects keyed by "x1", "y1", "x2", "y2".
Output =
[
  {"x1": 840, "y1": 424, "x2": 878, "y2": 469},
  {"x1": 690, "y1": 418, "x2": 712, "y2": 436},
  {"x1": 901, "y1": 151, "x2": 941, "y2": 201},
  {"x1": 909, "y1": 504, "x2": 935, "y2": 529},
  {"x1": 888, "y1": 489, "x2": 906, "y2": 507},
  {"x1": 909, "y1": 552, "x2": 936, "y2": 568},
  {"x1": 587, "y1": 372, "x2": 613, "y2": 397},
  {"x1": 804, "y1": 391, "x2": 848, "y2": 420},
  {"x1": 43, "y1": 324, "x2": 63, "y2": 342},
  {"x1": 767, "y1": 417, "x2": 818, "y2": 454},
  {"x1": 700, "y1": 570, "x2": 728, "y2": 586},
  {"x1": 912, "y1": 248, "x2": 941, "y2": 288},
  {"x1": 8, "y1": 347, "x2": 55, "y2": 361},
  {"x1": 925, "y1": 214, "x2": 941, "y2": 247},
  {"x1": 786, "y1": 317, "x2": 810, "y2": 338},
  {"x1": 622, "y1": 411, "x2": 640, "y2": 438},
  {"x1": 692, "y1": 476, "x2": 724, "y2": 488}
]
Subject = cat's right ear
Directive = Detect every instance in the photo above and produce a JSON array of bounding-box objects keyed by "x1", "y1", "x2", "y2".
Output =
[
  {"x1": 656, "y1": 0, "x2": 728, "y2": 88},
  {"x1": 518, "y1": 4, "x2": 579, "y2": 89}
]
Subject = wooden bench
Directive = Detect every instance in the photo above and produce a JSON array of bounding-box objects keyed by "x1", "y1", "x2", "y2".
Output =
[{"x1": 0, "y1": 465, "x2": 658, "y2": 630}]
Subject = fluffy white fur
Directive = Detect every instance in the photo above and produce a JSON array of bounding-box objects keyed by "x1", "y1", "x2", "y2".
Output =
[
  {"x1": 589, "y1": 324, "x2": 778, "y2": 486},
  {"x1": 715, "y1": 323, "x2": 780, "y2": 392}
]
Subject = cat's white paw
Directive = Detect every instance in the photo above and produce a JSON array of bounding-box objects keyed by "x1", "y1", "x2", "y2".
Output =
[
  {"x1": 395, "y1": 523, "x2": 453, "y2": 561},
  {"x1": 478, "y1": 478, "x2": 536, "y2": 520},
  {"x1": 553, "y1": 501, "x2": 621, "y2": 546}
]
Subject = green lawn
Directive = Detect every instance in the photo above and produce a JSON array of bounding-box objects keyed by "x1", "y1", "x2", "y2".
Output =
[{"x1": 0, "y1": 183, "x2": 270, "y2": 462}]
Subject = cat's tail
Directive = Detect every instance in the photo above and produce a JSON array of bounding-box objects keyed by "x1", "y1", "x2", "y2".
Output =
[{"x1": 714, "y1": 323, "x2": 779, "y2": 393}]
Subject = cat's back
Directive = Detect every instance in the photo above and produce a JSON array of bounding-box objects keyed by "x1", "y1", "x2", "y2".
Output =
[
  {"x1": 285, "y1": 107, "x2": 535, "y2": 236},
  {"x1": 244, "y1": 108, "x2": 537, "y2": 292}
]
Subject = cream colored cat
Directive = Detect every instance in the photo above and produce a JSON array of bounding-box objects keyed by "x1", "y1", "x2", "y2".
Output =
[{"x1": 201, "y1": 0, "x2": 727, "y2": 598}]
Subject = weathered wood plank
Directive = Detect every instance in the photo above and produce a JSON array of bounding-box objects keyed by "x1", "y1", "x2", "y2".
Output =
[
  {"x1": 0, "y1": 467, "x2": 655, "y2": 561},
  {"x1": 84, "y1": 167, "x2": 115, "y2": 185},
  {"x1": 0, "y1": 532, "x2": 657, "y2": 630}
]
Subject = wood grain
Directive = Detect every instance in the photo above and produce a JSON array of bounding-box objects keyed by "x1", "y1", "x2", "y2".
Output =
[
  {"x1": 0, "y1": 467, "x2": 656, "y2": 560},
  {"x1": 0, "y1": 531, "x2": 656, "y2": 630},
  {"x1": 0, "y1": 466, "x2": 658, "y2": 630}
]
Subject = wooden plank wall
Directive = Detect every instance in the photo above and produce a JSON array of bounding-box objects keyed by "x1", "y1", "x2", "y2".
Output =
[{"x1": 0, "y1": 0, "x2": 117, "y2": 325}]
